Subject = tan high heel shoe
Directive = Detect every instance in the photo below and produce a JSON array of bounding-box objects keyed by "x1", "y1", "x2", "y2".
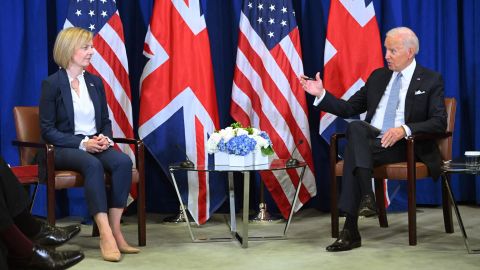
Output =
[
  {"x1": 118, "y1": 245, "x2": 140, "y2": 254},
  {"x1": 100, "y1": 239, "x2": 122, "y2": 262}
]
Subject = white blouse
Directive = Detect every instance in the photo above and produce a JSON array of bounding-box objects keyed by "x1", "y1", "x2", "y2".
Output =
[{"x1": 68, "y1": 72, "x2": 97, "y2": 136}]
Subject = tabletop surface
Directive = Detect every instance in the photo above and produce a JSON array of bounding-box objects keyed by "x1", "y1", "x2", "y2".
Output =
[
  {"x1": 169, "y1": 158, "x2": 307, "y2": 172},
  {"x1": 442, "y1": 158, "x2": 480, "y2": 174}
]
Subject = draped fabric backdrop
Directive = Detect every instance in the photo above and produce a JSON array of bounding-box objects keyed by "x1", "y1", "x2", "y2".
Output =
[{"x1": 1, "y1": 0, "x2": 479, "y2": 219}]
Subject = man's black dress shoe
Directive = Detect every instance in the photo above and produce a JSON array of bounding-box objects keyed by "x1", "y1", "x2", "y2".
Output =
[
  {"x1": 326, "y1": 228, "x2": 361, "y2": 252},
  {"x1": 9, "y1": 245, "x2": 84, "y2": 270},
  {"x1": 358, "y1": 194, "x2": 377, "y2": 217},
  {"x1": 32, "y1": 220, "x2": 81, "y2": 246}
]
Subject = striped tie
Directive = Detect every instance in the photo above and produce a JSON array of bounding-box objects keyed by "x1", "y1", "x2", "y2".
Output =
[{"x1": 381, "y1": 73, "x2": 402, "y2": 134}]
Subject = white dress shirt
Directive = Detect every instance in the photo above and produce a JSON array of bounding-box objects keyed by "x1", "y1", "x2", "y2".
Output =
[{"x1": 370, "y1": 59, "x2": 416, "y2": 136}]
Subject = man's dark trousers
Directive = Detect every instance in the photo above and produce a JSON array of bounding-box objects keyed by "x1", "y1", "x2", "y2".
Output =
[{"x1": 338, "y1": 121, "x2": 408, "y2": 216}]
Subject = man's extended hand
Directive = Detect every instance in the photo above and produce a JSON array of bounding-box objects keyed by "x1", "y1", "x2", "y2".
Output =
[
  {"x1": 381, "y1": 127, "x2": 406, "y2": 148},
  {"x1": 299, "y1": 72, "x2": 325, "y2": 98}
]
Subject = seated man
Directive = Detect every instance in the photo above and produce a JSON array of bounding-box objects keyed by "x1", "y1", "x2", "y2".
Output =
[
  {"x1": 300, "y1": 27, "x2": 447, "y2": 251},
  {"x1": 0, "y1": 156, "x2": 84, "y2": 269}
]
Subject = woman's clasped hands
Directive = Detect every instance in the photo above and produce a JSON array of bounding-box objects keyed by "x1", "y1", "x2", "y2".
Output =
[{"x1": 84, "y1": 134, "x2": 111, "y2": 153}]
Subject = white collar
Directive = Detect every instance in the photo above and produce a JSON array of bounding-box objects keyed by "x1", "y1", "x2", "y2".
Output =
[
  {"x1": 393, "y1": 59, "x2": 416, "y2": 82},
  {"x1": 66, "y1": 70, "x2": 85, "y2": 83}
]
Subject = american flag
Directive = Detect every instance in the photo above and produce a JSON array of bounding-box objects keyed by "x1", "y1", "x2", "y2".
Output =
[
  {"x1": 231, "y1": 0, "x2": 316, "y2": 218},
  {"x1": 64, "y1": 0, "x2": 136, "y2": 197},
  {"x1": 139, "y1": 0, "x2": 225, "y2": 224},
  {"x1": 321, "y1": 0, "x2": 390, "y2": 206}
]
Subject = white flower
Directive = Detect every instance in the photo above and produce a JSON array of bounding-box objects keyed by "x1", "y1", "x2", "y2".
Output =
[
  {"x1": 207, "y1": 123, "x2": 274, "y2": 156},
  {"x1": 219, "y1": 127, "x2": 235, "y2": 142},
  {"x1": 206, "y1": 140, "x2": 218, "y2": 154},
  {"x1": 206, "y1": 132, "x2": 222, "y2": 154},
  {"x1": 253, "y1": 135, "x2": 269, "y2": 149},
  {"x1": 235, "y1": 128, "x2": 249, "y2": 136},
  {"x1": 209, "y1": 132, "x2": 222, "y2": 144}
]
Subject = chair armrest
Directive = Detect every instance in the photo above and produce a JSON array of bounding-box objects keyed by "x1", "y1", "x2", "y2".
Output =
[
  {"x1": 12, "y1": 140, "x2": 53, "y2": 150},
  {"x1": 111, "y1": 138, "x2": 144, "y2": 167},
  {"x1": 330, "y1": 133, "x2": 346, "y2": 162},
  {"x1": 12, "y1": 140, "x2": 56, "y2": 189},
  {"x1": 404, "y1": 132, "x2": 453, "y2": 178},
  {"x1": 111, "y1": 137, "x2": 140, "y2": 145},
  {"x1": 111, "y1": 137, "x2": 145, "y2": 190},
  {"x1": 405, "y1": 132, "x2": 453, "y2": 159},
  {"x1": 406, "y1": 131, "x2": 453, "y2": 141},
  {"x1": 12, "y1": 140, "x2": 55, "y2": 169}
]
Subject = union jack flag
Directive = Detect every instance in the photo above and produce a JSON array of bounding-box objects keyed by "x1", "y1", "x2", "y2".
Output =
[
  {"x1": 320, "y1": 0, "x2": 383, "y2": 139},
  {"x1": 321, "y1": 0, "x2": 390, "y2": 207},
  {"x1": 64, "y1": 0, "x2": 136, "y2": 197},
  {"x1": 231, "y1": 0, "x2": 316, "y2": 218},
  {"x1": 139, "y1": 0, "x2": 225, "y2": 224}
]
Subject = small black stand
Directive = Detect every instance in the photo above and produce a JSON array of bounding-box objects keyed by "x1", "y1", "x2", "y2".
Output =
[
  {"x1": 286, "y1": 158, "x2": 299, "y2": 167},
  {"x1": 180, "y1": 160, "x2": 194, "y2": 168}
]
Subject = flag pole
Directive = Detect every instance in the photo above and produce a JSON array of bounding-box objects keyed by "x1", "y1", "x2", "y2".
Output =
[
  {"x1": 163, "y1": 205, "x2": 189, "y2": 223},
  {"x1": 249, "y1": 180, "x2": 282, "y2": 222}
]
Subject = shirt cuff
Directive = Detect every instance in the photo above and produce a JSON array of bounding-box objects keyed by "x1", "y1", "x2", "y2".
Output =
[
  {"x1": 79, "y1": 136, "x2": 89, "y2": 151},
  {"x1": 402, "y1": 124, "x2": 412, "y2": 137},
  {"x1": 312, "y1": 90, "x2": 327, "y2": 106}
]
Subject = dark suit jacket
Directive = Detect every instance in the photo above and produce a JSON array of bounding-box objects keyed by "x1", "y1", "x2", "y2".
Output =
[
  {"x1": 318, "y1": 64, "x2": 447, "y2": 179},
  {"x1": 39, "y1": 69, "x2": 112, "y2": 148}
]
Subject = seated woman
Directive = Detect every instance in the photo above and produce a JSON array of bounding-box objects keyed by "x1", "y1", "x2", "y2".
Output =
[{"x1": 39, "y1": 27, "x2": 139, "y2": 262}]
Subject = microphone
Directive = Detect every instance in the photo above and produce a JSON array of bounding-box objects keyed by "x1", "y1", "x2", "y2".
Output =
[
  {"x1": 286, "y1": 140, "x2": 303, "y2": 167},
  {"x1": 176, "y1": 144, "x2": 194, "y2": 168}
]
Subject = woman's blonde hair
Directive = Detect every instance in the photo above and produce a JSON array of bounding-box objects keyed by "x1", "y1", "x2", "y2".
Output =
[{"x1": 53, "y1": 27, "x2": 93, "y2": 69}]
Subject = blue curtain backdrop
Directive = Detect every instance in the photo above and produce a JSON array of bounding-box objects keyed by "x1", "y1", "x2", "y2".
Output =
[{"x1": 1, "y1": 0, "x2": 479, "y2": 219}]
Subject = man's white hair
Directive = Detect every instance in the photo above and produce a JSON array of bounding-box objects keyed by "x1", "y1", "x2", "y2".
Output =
[{"x1": 386, "y1": 27, "x2": 420, "y2": 55}]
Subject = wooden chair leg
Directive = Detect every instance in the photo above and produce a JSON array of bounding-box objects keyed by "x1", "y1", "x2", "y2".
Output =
[
  {"x1": 442, "y1": 174, "x2": 454, "y2": 233},
  {"x1": 46, "y1": 148, "x2": 57, "y2": 225},
  {"x1": 331, "y1": 176, "x2": 339, "y2": 238},
  {"x1": 47, "y1": 184, "x2": 56, "y2": 225},
  {"x1": 137, "y1": 182, "x2": 146, "y2": 246},
  {"x1": 135, "y1": 140, "x2": 146, "y2": 246},
  {"x1": 407, "y1": 176, "x2": 417, "y2": 245},
  {"x1": 29, "y1": 183, "x2": 39, "y2": 212},
  {"x1": 374, "y1": 178, "x2": 388, "y2": 228},
  {"x1": 92, "y1": 220, "x2": 99, "y2": 237}
]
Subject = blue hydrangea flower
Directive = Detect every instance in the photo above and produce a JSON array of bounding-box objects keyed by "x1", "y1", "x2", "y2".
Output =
[
  {"x1": 217, "y1": 138, "x2": 228, "y2": 153},
  {"x1": 226, "y1": 135, "x2": 256, "y2": 156}
]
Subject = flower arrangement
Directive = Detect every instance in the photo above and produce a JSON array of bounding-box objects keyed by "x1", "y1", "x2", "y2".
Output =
[
  {"x1": 207, "y1": 123, "x2": 274, "y2": 166},
  {"x1": 207, "y1": 122, "x2": 274, "y2": 156}
]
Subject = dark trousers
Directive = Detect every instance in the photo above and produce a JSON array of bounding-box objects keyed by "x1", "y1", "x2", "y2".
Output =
[
  {"x1": 0, "y1": 157, "x2": 29, "y2": 231},
  {"x1": 0, "y1": 157, "x2": 31, "y2": 269},
  {"x1": 54, "y1": 147, "x2": 132, "y2": 215},
  {"x1": 0, "y1": 241, "x2": 6, "y2": 270},
  {"x1": 339, "y1": 121, "x2": 407, "y2": 216}
]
